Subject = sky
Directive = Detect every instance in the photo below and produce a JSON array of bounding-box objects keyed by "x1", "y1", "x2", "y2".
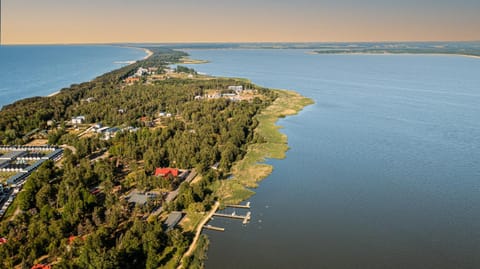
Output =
[{"x1": 2, "y1": 0, "x2": 480, "y2": 44}]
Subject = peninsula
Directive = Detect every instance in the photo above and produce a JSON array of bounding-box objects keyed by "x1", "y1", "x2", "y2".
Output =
[{"x1": 0, "y1": 47, "x2": 312, "y2": 268}]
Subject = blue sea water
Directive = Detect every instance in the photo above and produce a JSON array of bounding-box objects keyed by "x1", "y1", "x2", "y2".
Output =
[
  {"x1": 184, "y1": 50, "x2": 480, "y2": 269},
  {"x1": 0, "y1": 45, "x2": 146, "y2": 108}
]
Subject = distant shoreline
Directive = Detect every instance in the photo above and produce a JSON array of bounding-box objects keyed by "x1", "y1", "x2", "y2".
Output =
[
  {"x1": 308, "y1": 51, "x2": 480, "y2": 59},
  {"x1": 142, "y1": 48, "x2": 154, "y2": 59},
  {"x1": 47, "y1": 91, "x2": 60, "y2": 97},
  {"x1": 45, "y1": 47, "x2": 152, "y2": 98}
]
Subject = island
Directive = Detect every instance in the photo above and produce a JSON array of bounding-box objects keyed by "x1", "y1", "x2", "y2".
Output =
[{"x1": 0, "y1": 47, "x2": 312, "y2": 268}]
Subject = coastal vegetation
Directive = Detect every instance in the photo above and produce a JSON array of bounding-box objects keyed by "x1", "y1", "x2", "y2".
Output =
[
  {"x1": 0, "y1": 46, "x2": 313, "y2": 268},
  {"x1": 311, "y1": 42, "x2": 480, "y2": 57},
  {"x1": 212, "y1": 90, "x2": 313, "y2": 205},
  {"x1": 146, "y1": 42, "x2": 480, "y2": 57}
]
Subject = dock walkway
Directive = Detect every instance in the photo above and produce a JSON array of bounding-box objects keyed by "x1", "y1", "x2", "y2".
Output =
[
  {"x1": 177, "y1": 201, "x2": 220, "y2": 269},
  {"x1": 213, "y1": 211, "x2": 251, "y2": 224},
  {"x1": 226, "y1": 202, "x2": 251, "y2": 209}
]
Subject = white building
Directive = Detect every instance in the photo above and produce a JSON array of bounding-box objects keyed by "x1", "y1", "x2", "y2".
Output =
[
  {"x1": 228, "y1": 85, "x2": 244, "y2": 94},
  {"x1": 71, "y1": 116, "x2": 86, "y2": 125},
  {"x1": 135, "y1": 67, "x2": 149, "y2": 77}
]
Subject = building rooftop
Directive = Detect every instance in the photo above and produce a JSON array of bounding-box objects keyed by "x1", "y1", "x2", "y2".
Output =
[
  {"x1": 165, "y1": 212, "x2": 183, "y2": 231},
  {"x1": 155, "y1": 168, "x2": 179, "y2": 177},
  {"x1": 0, "y1": 151, "x2": 27, "y2": 160}
]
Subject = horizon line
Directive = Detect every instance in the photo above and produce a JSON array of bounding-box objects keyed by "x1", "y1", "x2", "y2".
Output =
[{"x1": 2, "y1": 40, "x2": 480, "y2": 46}]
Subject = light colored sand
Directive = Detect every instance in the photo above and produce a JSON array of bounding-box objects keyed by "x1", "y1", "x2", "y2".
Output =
[
  {"x1": 143, "y1": 48, "x2": 153, "y2": 59},
  {"x1": 47, "y1": 91, "x2": 60, "y2": 97}
]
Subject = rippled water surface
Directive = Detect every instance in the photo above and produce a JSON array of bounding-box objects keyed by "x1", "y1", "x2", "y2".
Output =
[
  {"x1": 0, "y1": 45, "x2": 145, "y2": 108},
  {"x1": 184, "y1": 49, "x2": 480, "y2": 269}
]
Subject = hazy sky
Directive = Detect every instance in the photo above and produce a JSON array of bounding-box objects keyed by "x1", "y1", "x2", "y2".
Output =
[{"x1": 2, "y1": 0, "x2": 480, "y2": 44}]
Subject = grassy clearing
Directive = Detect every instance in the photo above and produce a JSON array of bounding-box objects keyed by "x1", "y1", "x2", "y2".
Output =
[
  {"x1": 179, "y1": 209, "x2": 205, "y2": 232},
  {"x1": 179, "y1": 57, "x2": 210, "y2": 64},
  {"x1": 215, "y1": 89, "x2": 313, "y2": 204}
]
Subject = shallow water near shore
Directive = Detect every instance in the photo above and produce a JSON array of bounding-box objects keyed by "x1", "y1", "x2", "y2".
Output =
[
  {"x1": 184, "y1": 49, "x2": 480, "y2": 269},
  {"x1": 0, "y1": 45, "x2": 145, "y2": 108}
]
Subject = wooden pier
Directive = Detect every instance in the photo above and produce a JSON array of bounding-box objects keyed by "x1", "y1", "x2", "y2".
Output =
[
  {"x1": 203, "y1": 225, "x2": 225, "y2": 232},
  {"x1": 226, "y1": 202, "x2": 251, "y2": 209},
  {"x1": 213, "y1": 211, "x2": 251, "y2": 224}
]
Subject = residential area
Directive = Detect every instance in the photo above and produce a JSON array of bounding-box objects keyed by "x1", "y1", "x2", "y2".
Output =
[
  {"x1": 0, "y1": 48, "x2": 275, "y2": 268},
  {"x1": 0, "y1": 146, "x2": 64, "y2": 219}
]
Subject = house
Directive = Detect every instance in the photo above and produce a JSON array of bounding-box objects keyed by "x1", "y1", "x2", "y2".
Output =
[
  {"x1": 124, "y1": 77, "x2": 140, "y2": 84},
  {"x1": 71, "y1": 116, "x2": 86, "y2": 125},
  {"x1": 126, "y1": 189, "x2": 159, "y2": 206},
  {"x1": 104, "y1": 127, "x2": 120, "y2": 140},
  {"x1": 159, "y1": 112, "x2": 166, "y2": 117},
  {"x1": 135, "y1": 67, "x2": 149, "y2": 77},
  {"x1": 164, "y1": 212, "x2": 183, "y2": 231},
  {"x1": 155, "y1": 168, "x2": 179, "y2": 178},
  {"x1": 123, "y1": 126, "x2": 140, "y2": 133},
  {"x1": 207, "y1": 94, "x2": 221, "y2": 99},
  {"x1": 164, "y1": 68, "x2": 175, "y2": 74},
  {"x1": 222, "y1": 93, "x2": 239, "y2": 101},
  {"x1": 96, "y1": 126, "x2": 110, "y2": 133},
  {"x1": 228, "y1": 85, "x2": 244, "y2": 94},
  {"x1": 0, "y1": 237, "x2": 7, "y2": 245},
  {"x1": 148, "y1": 67, "x2": 159, "y2": 74},
  {"x1": 222, "y1": 93, "x2": 237, "y2": 98}
]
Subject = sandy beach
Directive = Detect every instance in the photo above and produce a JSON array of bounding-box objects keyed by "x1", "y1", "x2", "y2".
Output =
[
  {"x1": 47, "y1": 91, "x2": 60, "y2": 97},
  {"x1": 44, "y1": 47, "x2": 152, "y2": 99},
  {"x1": 143, "y1": 48, "x2": 153, "y2": 59},
  {"x1": 464, "y1": 55, "x2": 480, "y2": 59}
]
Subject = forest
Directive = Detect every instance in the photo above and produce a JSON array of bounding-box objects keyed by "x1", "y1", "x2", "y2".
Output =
[{"x1": 0, "y1": 47, "x2": 277, "y2": 268}]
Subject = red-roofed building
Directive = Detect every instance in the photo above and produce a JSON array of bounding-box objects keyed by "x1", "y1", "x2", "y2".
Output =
[
  {"x1": 155, "y1": 168, "x2": 179, "y2": 178},
  {"x1": 124, "y1": 77, "x2": 140, "y2": 84},
  {"x1": 0, "y1": 237, "x2": 7, "y2": 245}
]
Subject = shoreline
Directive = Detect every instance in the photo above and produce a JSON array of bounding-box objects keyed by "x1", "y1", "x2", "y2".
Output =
[
  {"x1": 142, "y1": 48, "x2": 154, "y2": 59},
  {"x1": 308, "y1": 51, "x2": 480, "y2": 59},
  {"x1": 0, "y1": 46, "x2": 313, "y2": 268},
  {"x1": 212, "y1": 89, "x2": 314, "y2": 204},
  {"x1": 44, "y1": 47, "x2": 152, "y2": 99},
  {"x1": 177, "y1": 58, "x2": 314, "y2": 265},
  {"x1": 2, "y1": 46, "x2": 312, "y2": 267},
  {"x1": 47, "y1": 91, "x2": 60, "y2": 97},
  {"x1": 181, "y1": 87, "x2": 313, "y2": 267}
]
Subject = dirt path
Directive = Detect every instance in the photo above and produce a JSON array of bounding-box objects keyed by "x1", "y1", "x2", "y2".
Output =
[{"x1": 177, "y1": 201, "x2": 220, "y2": 269}]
